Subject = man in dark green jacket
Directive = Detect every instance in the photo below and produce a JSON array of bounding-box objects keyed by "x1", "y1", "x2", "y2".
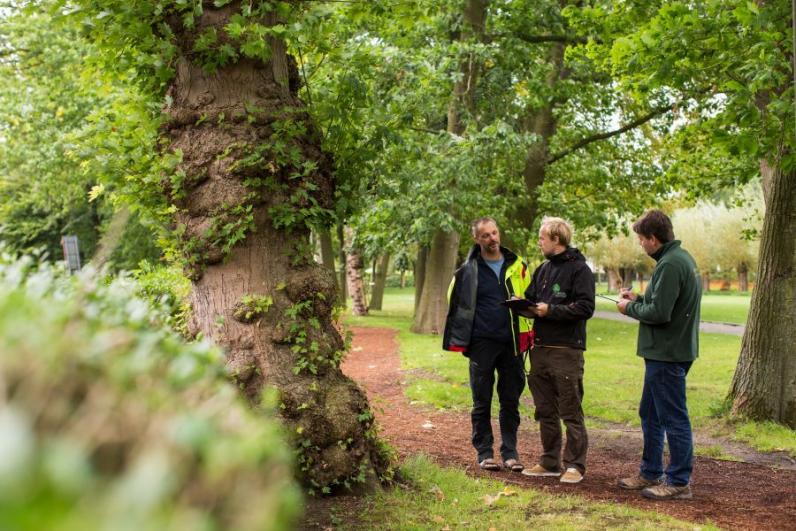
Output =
[{"x1": 616, "y1": 209, "x2": 701, "y2": 501}]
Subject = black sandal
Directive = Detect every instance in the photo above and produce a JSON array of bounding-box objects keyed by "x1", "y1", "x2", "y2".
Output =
[
  {"x1": 503, "y1": 458, "x2": 524, "y2": 472},
  {"x1": 478, "y1": 458, "x2": 500, "y2": 471}
]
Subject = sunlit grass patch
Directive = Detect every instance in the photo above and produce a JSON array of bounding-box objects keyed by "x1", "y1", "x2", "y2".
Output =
[{"x1": 358, "y1": 455, "x2": 716, "y2": 530}]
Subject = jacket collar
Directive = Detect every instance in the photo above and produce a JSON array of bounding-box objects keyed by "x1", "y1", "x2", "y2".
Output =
[
  {"x1": 651, "y1": 240, "x2": 681, "y2": 262},
  {"x1": 548, "y1": 246, "x2": 584, "y2": 264},
  {"x1": 466, "y1": 244, "x2": 518, "y2": 264}
]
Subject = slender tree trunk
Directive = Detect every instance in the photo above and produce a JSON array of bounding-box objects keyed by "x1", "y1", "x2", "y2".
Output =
[
  {"x1": 168, "y1": 4, "x2": 385, "y2": 489},
  {"x1": 89, "y1": 205, "x2": 131, "y2": 269},
  {"x1": 517, "y1": 42, "x2": 565, "y2": 228},
  {"x1": 413, "y1": 0, "x2": 485, "y2": 332},
  {"x1": 400, "y1": 269, "x2": 406, "y2": 289},
  {"x1": 412, "y1": 230, "x2": 460, "y2": 334},
  {"x1": 347, "y1": 249, "x2": 368, "y2": 316},
  {"x1": 369, "y1": 254, "x2": 390, "y2": 311},
  {"x1": 318, "y1": 226, "x2": 339, "y2": 297},
  {"x1": 702, "y1": 272, "x2": 711, "y2": 292},
  {"x1": 738, "y1": 263, "x2": 749, "y2": 292},
  {"x1": 607, "y1": 268, "x2": 622, "y2": 292},
  {"x1": 729, "y1": 156, "x2": 796, "y2": 428},
  {"x1": 336, "y1": 224, "x2": 347, "y2": 305},
  {"x1": 414, "y1": 244, "x2": 429, "y2": 312}
]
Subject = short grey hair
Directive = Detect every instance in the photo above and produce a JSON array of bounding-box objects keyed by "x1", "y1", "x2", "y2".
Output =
[{"x1": 471, "y1": 216, "x2": 498, "y2": 237}]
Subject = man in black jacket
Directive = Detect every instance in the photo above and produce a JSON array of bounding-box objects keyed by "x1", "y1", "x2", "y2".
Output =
[
  {"x1": 521, "y1": 217, "x2": 595, "y2": 484},
  {"x1": 442, "y1": 217, "x2": 533, "y2": 472}
]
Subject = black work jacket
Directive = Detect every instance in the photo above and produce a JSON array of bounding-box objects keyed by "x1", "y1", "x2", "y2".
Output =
[{"x1": 524, "y1": 247, "x2": 595, "y2": 350}]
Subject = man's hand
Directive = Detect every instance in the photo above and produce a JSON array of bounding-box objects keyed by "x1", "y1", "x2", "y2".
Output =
[
  {"x1": 619, "y1": 287, "x2": 637, "y2": 301},
  {"x1": 534, "y1": 302, "x2": 549, "y2": 317},
  {"x1": 617, "y1": 298, "x2": 631, "y2": 315}
]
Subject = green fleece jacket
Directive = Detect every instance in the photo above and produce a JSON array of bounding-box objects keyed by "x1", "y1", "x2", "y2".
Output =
[{"x1": 625, "y1": 240, "x2": 701, "y2": 362}]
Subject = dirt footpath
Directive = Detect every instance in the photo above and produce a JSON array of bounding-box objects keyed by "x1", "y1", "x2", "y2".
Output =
[{"x1": 341, "y1": 326, "x2": 796, "y2": 530}]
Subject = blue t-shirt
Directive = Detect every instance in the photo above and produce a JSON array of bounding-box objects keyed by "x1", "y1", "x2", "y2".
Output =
[
  {"x1": 472, "y1": 256, "x2": 511, "y2": 343},
  {"x1": 484, "y1": 257, "x2": 504, "y2": 279}
]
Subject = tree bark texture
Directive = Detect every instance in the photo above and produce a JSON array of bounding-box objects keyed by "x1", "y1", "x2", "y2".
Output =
[
  {"x1": 729, "y1": 157, "x2": 796, "y2": 428},
  {"x1": 607, "y1": 268, "x2": 621, "y2": 292},
  {"x1": 518, "y1": 42, "x2": 565, "y2": 228},
  {"x1": 346, "y1": 249, "x2": 368, "y2": 316},
  {"x1": 413, "y1": 0, "x2": 486, "y2": 334},
  {"x1": 701, "y1": 272, "x2": 711, "y2": 292},
  {"x1": 336, "y1": 223, "x2": 348, "y2": 305},
  {"x1": 414, "y1": 244, "x2": 429, "y2": 312},
  {"x1": 369, "y1": 254, "x2": 390, "y2": 311},
  {"x1": 412, "y1": 229, "x2": 460, "y2": 334},
  {"x1": 163, "y1": 3, "x2": 386, "y2": 488},
  {"x1": 738, "y1": 263, "x2": 749, "y2": 292},
  {"x1": 317, "y1": 226, "x2": 339, "y2": 297}
]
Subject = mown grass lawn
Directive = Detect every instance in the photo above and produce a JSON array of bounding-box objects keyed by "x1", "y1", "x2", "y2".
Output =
[
  {"x1": 347, "y1": 288, "x2": 794, "y2": 456},
  {"x1": 595, "y1": 292, "x2": 751, "y2": 325},
  {"x1": 355, "y1": 455, "x2": 715, "y2": 530}
]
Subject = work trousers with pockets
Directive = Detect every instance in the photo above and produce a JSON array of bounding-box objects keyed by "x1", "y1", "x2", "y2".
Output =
[
  {"x1": 468, "y1": 337, "x2": 525, "y2": 463},
  {"x1": 528, "y1": 346, "x2": 588, "y2": 474}
]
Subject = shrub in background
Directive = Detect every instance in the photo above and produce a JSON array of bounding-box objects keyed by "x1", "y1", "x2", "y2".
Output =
[{"x1": 0, "y1": 253, "x2": 301, "y2": 530}]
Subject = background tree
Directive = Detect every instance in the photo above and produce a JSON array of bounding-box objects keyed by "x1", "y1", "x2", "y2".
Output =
[{"x1": 585, "y1": 0, "x2": 795, "y2": 427}]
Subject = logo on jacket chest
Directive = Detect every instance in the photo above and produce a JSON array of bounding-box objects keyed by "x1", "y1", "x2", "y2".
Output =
[{"x1": 552, "y1": 283, "x2": 567, "y2": 299}]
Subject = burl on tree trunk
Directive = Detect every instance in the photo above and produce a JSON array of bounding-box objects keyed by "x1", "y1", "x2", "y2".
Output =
[{"x1": 161, "y1": 3, "x2": 388, "y2": 489}]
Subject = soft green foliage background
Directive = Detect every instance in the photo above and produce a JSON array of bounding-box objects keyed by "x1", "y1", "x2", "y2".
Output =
[{"x1": 0, "y1": 253, "x2": 301, "y2": 530}]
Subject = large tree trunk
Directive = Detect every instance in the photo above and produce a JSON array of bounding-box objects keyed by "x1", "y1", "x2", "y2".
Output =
[
  {"x1": 167, "y1": 4, "x2": 385, "y2": 489},
  {"x1": 414, "y1": 244, "x2": 429, "y2": 312},
  {"x1": 413, "y1": 0, "x2": 485, "y2": 332},
  {"x1": 412, "y1": 229, "x2": 460, "y2": 334},
  {"x1": 729, "y1": 157, "x2": 796, "y2": 428},
  {"x1": 346, "y1": 249, "x2": 368, "y2": 316},
  {"x1": 369, "y1": 254, "x2": 390, "y2": 311},
  {"x1": 317, "y1": 226, "x2": 339, "y2": 297}
]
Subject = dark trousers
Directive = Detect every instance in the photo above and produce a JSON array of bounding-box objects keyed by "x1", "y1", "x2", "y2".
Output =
[
  {"x1": 468, "y1": 337, "x2": 525, "y2": 462},
  {"x1": 639, "y1": 359, "x2": 694, "y2": 486},
  {"x1": 528, "y1": 346, "x2": 588, "y2": 473}
]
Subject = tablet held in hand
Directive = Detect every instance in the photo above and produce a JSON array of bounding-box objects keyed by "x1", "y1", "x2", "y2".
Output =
[{"x1": 501, "y1": 298, "x2": 536, "y2": 311}]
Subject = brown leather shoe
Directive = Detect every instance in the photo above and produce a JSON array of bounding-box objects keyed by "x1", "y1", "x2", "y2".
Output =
[{"x1": 560, "y1": 467, "x2": 584, "y2": 484}]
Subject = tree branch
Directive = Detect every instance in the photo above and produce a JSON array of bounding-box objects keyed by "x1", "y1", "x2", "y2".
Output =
[
  {"x1": 547, "y1": 104, "x2": 675, "y2": 165},
  {"x1": 514, "y1": 33, "x2": 589, "y2": 45}
]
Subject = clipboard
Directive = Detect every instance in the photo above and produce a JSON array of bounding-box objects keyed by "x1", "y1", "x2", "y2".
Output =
[{"x1": 501, "y1": 298, "x2": 536, "y2": 311}]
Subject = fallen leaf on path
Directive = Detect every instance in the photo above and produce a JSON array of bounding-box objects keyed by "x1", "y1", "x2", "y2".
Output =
[{"x1": 422, "y1": 420, "x2": 434, "y2": 429}]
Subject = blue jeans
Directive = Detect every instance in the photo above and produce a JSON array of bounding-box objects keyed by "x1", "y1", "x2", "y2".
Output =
[{"x1": 639, "y1": 359, "x2": 693, "y2": 486}]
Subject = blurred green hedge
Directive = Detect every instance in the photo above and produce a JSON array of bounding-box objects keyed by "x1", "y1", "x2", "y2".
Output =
[{"x1": 0, "y1": 253, "x2": 301, "y2": 530}]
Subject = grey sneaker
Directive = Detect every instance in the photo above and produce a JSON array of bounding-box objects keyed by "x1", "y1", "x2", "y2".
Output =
[
  {"x1": 618, "y1": 474, "x2": 664, "y2": 490},
  {"x1": 641, "y1": 483, "x2": 693, "y2": 500}
]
